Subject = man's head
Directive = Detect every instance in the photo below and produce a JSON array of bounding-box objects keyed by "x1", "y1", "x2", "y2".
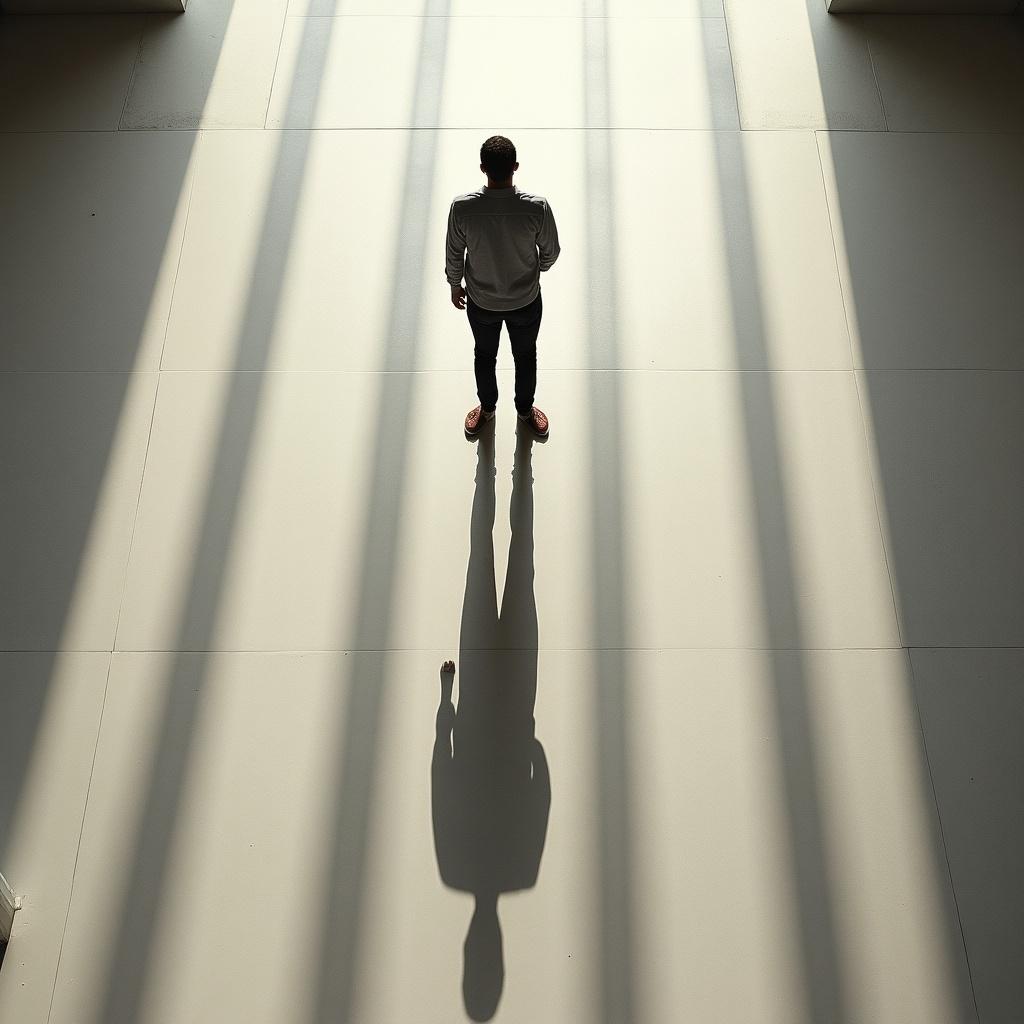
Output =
[{"x1": 480, "y1": 136, "x2": 518, "y2": 186}]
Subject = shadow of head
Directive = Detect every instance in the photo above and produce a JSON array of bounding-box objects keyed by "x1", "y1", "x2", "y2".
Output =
[{"x1": 462, "y1": 893, "x2": 504, "y2": 1022}]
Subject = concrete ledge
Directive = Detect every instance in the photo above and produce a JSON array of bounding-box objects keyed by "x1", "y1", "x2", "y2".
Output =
[
  {"x1": 0, "y1": 872, "x2": 19, "y2": 944},
  {"x1": 1, "y1": 0, "x2": 185, "y2": 11},
  {"x1": 828, "y1": 0, "x2": 1017, "y2": 10}
]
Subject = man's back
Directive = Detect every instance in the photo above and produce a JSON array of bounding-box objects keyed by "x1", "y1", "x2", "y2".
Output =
[{"x1": 446, "y1": 185, "x2": 560, "y2": 312}]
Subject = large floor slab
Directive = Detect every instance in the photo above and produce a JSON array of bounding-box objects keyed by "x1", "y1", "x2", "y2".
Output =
[
  {"x1": 0, "y1": 653, "x2": 109, "y2": 1024},
  {"x1": 0, "y1": 16, "x2": 142, "y2": 132},
  {"x1": 3, "y1": 4, "x2": 1023, "y2": 1021},
  {"x1": 911, "y1": 647, "x2": 1024, "y2": 1024},
  {"x1": 819, "y1": 131, "x2": 1024, "y2": 371},
  {"x1": 0, "y1": 372, "x2": 159, "y2": 651},
  {"x1": 47, "y1": 648, "x2": 973, "y2": 1024},
  {"x1": 858, "y1": 370, "x2": 1024, "y2": 648},
  {"x1": 115, "y1": 369, "x2": 897, "y2": 652},
  {"x1": 0, "y1": 131, "x2": 198, "y2": 371},
  {"x1": 162, "y1": 129, "x2": 850, "y2": 371},
  {"x1": 866, "y1": 15, "x2": 1024, "y2": 133},
  {"x1": 729, "y1": 7, "x2": 1024, "y2": 134},
  {"x1": 266, "y1": 15, "x2": 736, "y2": 129},
  {"x1": 121, "y1": 0, "x2": 289, "y2": 130},
  {"x1": 724, "y1": 0, "x2": 885, "y2": 129}
]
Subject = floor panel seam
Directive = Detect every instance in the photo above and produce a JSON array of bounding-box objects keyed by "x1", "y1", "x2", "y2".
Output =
[
  {"x1": 1, "y1": 367, "x2": 1022, "y2": 375},
  {"x1": 3, "y1": 127, "x2": 1024, "y2": 135},
  {"x1": 104, "y1": 645, "x2": 917, "y2": 654},
  {"x1": 116, "y1": 19, "x2": 147, "y2": 132},
  {"x1": 264, "y1": 9, "x2": 289, "y2": 129},
  {"x1": 813, "y1": 131, "x2": 907, "y2": 648},
  {"x1": 851, "y1": 369, "x2": 907, "y2": 648},
  {"x1": 904, "y1": 647, "x2": 983, "y2": 1024},
  {"x1": 9, "y1": 645, "x2": 1019, "y2": 654},
  {"x1": 156, "y1": 131, "x2": 203, "y2": 372},
  {"x1": 43, "y1": 651, "x2": 115, "y2": 1024},
  {"x1": 865, "y1": 37, "x2": 890, "y2": 133},
  {"x1": 108, "y1": 372, "x2": 164, "y2": 655}
]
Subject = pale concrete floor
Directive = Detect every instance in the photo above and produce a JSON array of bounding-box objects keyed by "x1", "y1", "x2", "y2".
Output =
[{"x1": 1, "y1": 2, "x2": 1022, "y2": 1022}]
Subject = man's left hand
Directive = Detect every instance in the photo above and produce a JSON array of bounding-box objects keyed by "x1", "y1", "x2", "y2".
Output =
[{"x1": 450, "y1": 285, "x2": 467, "y2": 310}]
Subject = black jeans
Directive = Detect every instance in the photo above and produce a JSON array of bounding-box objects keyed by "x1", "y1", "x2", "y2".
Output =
[{"x1": 467, "y1": 291, "x2": 542, "y2": 415}]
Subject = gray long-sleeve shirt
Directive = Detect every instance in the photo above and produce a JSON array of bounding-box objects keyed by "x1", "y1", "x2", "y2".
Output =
[{"x1": 445, "y1": 185, "x2": 560, "y2": 312}]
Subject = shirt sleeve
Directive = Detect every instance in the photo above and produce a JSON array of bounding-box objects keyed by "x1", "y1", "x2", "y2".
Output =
[
  {"x1": 537, "y1": 201, "x2": 561, "y2": 272},
  {"x1": 445, "y1": 202, "x2": 466, "y2": 286}
]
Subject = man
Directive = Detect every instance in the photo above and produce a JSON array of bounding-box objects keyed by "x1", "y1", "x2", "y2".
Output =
[{"x1": 446, "y1": 136, "x2": 560, "y2": 441}]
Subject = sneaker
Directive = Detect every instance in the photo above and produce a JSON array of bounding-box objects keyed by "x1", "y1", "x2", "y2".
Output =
[
  {"x1": 517, "y1": 406, "x2": 549, "y2": 440},
  {"x1": 464, "y1": 404, "x2": 494, "y2": 440}
]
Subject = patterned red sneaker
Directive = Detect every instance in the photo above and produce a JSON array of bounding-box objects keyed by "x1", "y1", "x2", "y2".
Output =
[
  {"x1": 464, "y1": 404, "x2": 494, "y2": 440},
  {"x1": 518, "y1": 406, "x2": 549, "y2": 440}
]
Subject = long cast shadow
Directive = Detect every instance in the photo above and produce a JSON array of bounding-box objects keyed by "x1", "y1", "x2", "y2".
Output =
[{"x1": 432, "y1": 425, "x2": 550, "y2": 1022}]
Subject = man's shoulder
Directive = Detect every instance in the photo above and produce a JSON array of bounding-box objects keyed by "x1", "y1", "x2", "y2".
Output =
[
  {"x1": 513, "y1": 189, "x2": 550, "y2": 210},
  {"x1": 450, "y1": 188, "x2": 551, "y2": 211},
  {"x1": 450, "y1": 189, "x2": 486, "y2": 209}
]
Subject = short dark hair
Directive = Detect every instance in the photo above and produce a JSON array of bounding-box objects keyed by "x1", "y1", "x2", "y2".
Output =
[{"x1": 480, "y1": 136, "x2": 516, "y2": 181}]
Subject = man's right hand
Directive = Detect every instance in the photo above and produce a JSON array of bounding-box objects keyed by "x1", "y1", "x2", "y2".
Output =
[{"x1": 450, "y1": 285, "x2": 467, "y2": 310}]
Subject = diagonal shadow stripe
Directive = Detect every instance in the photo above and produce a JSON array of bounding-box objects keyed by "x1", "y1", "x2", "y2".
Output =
[
  {"x1": 705, "y1": 16, "x2": 847, "y2": 1020},
  {"x1": 0, "y1": 0, "x2": 244, "y2": 867},
  {"x1": 308, "y1": 4, "x2": 451, "y2": 1022},
  {"x1": 804, "y1": 10, "x2": 992, "y2": 1019},
  {"x1": 91, "y1": 10, "x2": 347, "y2": 1024},
  {"x1": 582, "y1": 5, "x2": 637, "y2": 1023}
]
